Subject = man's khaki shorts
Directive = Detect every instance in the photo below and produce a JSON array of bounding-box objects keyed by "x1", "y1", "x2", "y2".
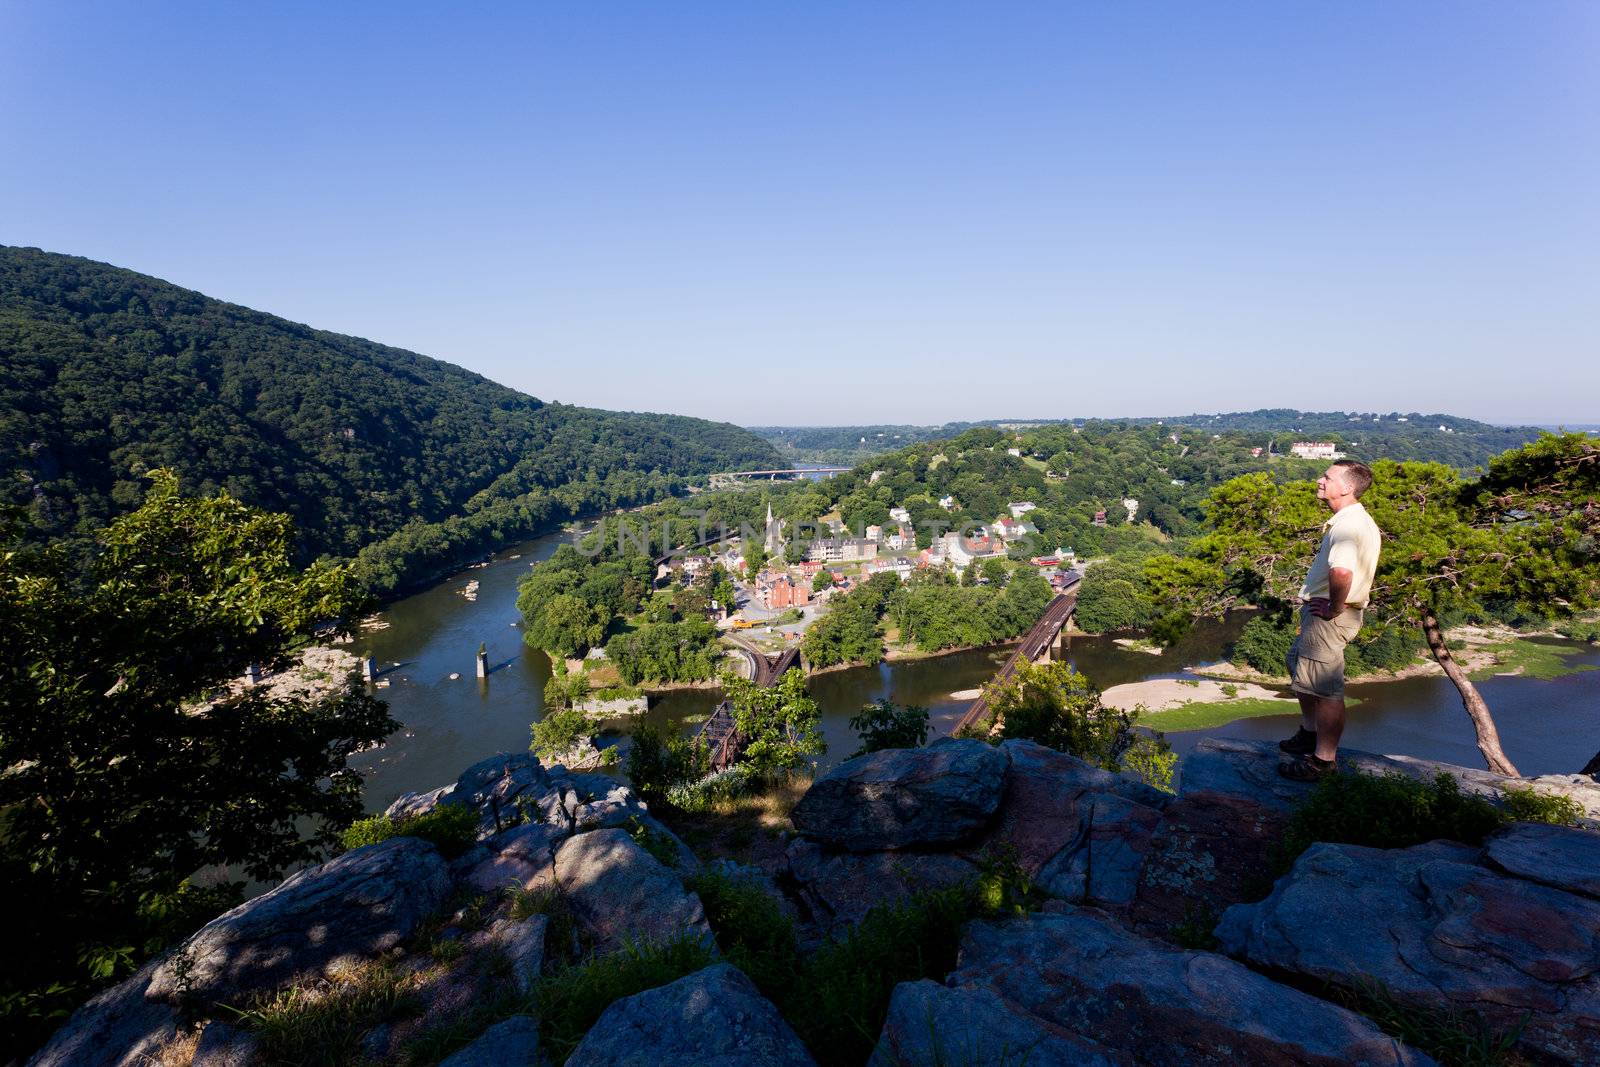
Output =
[{"x1": 1286, "y1": 604, "x2": 1363, "y2": 699}]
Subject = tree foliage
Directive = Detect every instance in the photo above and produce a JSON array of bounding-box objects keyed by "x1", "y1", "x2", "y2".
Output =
[
  {"x1": 848, "y1": 699, "x2": 930, "y2": 756},
  {"x1": 719, "y1": 668, "x2": 825, "y2": 774},
  {"x1": 0, "y1": 473, "x2": 395, "y2": 1052}
]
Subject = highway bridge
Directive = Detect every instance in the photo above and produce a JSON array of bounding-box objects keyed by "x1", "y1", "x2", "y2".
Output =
[
  {"x1": 707, "y1": 467, "x2": 851, "y2": 487},
  {"x1": 952, "y1": 578, "x2": 1081, "y2": 736}
]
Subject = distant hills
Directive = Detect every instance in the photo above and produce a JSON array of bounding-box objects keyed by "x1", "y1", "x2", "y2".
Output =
[
  {"x1": 0, "y1": 247, "x2": 780, "y2": 592},
  {"x1": 752, "y1": 411, "x2": 1549, "y2": 469}
]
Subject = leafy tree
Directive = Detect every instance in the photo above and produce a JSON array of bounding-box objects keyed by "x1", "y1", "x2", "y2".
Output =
[
  {"x1": 812, "y1": 569, "x2": 835, "y2": 593},
  {"x1": 605, "y1": 620, "x2": 721, "y2": 685},
  {"x1": 0, "y1": 473, "x2": 394, "y2": 1051},
  {"x1": 1147, "y1": 437, "x2": 1600, "y2": 775},
  {"x1": 531, "y1": 708, "x2": 594, "y2": 761},
  {"x1": 719, "y1": 668, "x2": 825, "y2": 774},
  {"x1": 848, "y1": 699, "x2": 930, "y2": 756},
  {"x1": 1073, "y1": 558, "x2": 1157, "y2": 634}
]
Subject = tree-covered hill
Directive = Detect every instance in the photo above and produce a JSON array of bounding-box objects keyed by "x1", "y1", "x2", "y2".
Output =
[
  {"x1": 754, "y1": 410, "x2": 1547, "y2": 470},
  {"x1": 0, "y1": 247, "x2": 780, "y2": 590}
]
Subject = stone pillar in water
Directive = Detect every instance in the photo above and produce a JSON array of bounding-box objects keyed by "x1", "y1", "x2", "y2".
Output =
[
  {"x1": 362, "y1": 656, "x2": 376, "y2": 683},
  {"x1": 476, "y1": 642, "x2": 488, "y2": 679},
  {"x1": 243, "y1": 663, "x2": 261, "y2": 685}
]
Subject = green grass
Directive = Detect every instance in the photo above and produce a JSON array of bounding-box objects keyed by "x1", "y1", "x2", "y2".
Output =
[
  {"x1": 1140, "y1": 696, "x2": 1339, "y2": 732},
  {"x1": 1276, "y1": 771, "x2": 1506, "y2": 873},
  {"x1": 1467, "y1": 638, "x2": 1598, "y2": 682},
  {"x1": 228, "y1": 961, "x2": 420, "y2": 1066},
  {"x1": 1331, "y1": 981, "x2": 1527, "y2": 1067},
  {"x1": 339, "y1": 803, "x2": 480, "y2": 858}
]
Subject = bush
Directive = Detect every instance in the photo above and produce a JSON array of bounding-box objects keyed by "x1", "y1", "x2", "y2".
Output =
[
  {"x1": 686, "y1": 868, "x2": 799, "y2": 994},
  {"x1": 530, "y1": 708, "x2": 592, "y2": 761},
  {"x1": 338, "y1": 803, "x2": 479, "y2": 858},
  {"x1": 848, "y1": 699, "x2": 930, "y2": 756},
  {"x1": 665, "y1": 765, "x2": 758, "y2": 812},
  {"x1": 234, "y1": 960, "x2": 419, "y2": 1066},
  {"x1": 1277, "y1": 772, "x2": 1506, "y2": 871},
  {"x1": 626, "y1": 723, "x2": 710, "y2": 801},
  {"x1": 1231, "y1": 615, "x2": 1296, "y2": 674},
  {"x1": 1500, "y1": 786, "x2": 1583, "y2": 826}
]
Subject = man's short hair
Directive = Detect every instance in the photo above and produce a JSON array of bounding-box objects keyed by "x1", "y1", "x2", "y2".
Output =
[{"x1": 1332, "y1": 459, "x2": 1374, "y2": 498}]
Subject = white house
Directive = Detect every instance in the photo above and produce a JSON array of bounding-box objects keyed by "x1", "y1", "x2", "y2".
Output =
[
  {"x1": 889, "y1": 506, "x2": 911, "y2": 524},
  {"x1": 938, "y1": 495, "x2": 956, "y2": 510},
  {"x1": 1007, "y1": 502, "x2": 1037, "y2": 519}
]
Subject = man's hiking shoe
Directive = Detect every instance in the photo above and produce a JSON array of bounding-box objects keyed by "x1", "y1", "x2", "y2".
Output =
[
  {"x1": 1277, "y1": 727, "x2": 1316, "y2": 755},
  {"x1": 1278, "y1": 754, "x2": 1338, "y2": 781}
]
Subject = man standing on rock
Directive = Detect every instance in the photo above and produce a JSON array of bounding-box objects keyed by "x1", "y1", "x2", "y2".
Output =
[{"x1": 1279, "y1": 460, "x2": 1381, "y2": 780}]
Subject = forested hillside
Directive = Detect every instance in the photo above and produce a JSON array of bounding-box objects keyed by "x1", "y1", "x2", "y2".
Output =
[
  {"x1": 755, "y1": 411, "x2": 1545, "y2": 470},
  {"x1": 0, "y1": 247, "x2": 779, "y2": 591}
]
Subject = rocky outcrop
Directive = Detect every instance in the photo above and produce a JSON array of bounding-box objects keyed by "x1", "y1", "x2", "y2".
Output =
[
  {"x1": 871, "y1": 979, "x2": 1128, "y2": 1066},
  {"x1": 786, "y1": 838, "x2": 977, "y2": 932},
  {"x1": 1483, "y1": 820, "x2": 1600, "y2": 899},
  {"x1": 790, "y1": 738, "x2": 1007, "y2": 851},
  {"x1": 565, "y1": 963, "x2": 817, "y2": 1066},
  {"x1": 1180, "y1": 736, "x2": 1600, "y2": 822},
  {"x1": 439, "y1": 1015, "x2": 543, "y2": 1067},
  {"x1": 554, "y1": 828, "x2": 714, "y2": 955},
  {"x1": 897, "y1": 905, "x2": 1433, "y2": 1066},
  {"x1": 1216, "y1": 839, "x2": 1600, "y2": 1064},
  {"x1": 147, "y1": 837, "x2": 452, "y2": 1004},
  {"x1": 27, "y1": 959, "x2": 181, "y2": 1067}
]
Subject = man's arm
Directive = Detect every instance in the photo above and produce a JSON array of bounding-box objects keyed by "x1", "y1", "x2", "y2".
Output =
[{"x1": 1311, "y1": 568, "x2": 1352, "y2": 619}]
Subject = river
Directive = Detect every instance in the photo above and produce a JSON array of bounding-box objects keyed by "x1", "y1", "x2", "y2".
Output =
[{"x1": 350, "y1": 529, "x2": 1600, "y2": 811}]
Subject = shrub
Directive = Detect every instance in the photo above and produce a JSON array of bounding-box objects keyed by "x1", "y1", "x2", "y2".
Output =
[
  {"x1": 986, "y1": 662, "x2": 1173, "y2": 790},
  {"x1": 339, "y1": 803, "x2": 478, "y2": 858},
  {"x1": 665, "y1": 765, "x2": 757, "y2": 812},
  {"x1": 686, "y1": 868, "x2": 799, "y2": 994},
  {"x1": 1277, "y1": 772, "x2": 1506, "y2": 871},
  {"x1": 1500, "y1": 786, "x2": 1583, "y2": 826},
  {"x1": 1347, "y1": 624, "x2": 1424, "y2": 675},
  {"x1": 626, "y1": 723, "x2": 710, "y2": 801},
  {"x1": 530, "y1": 708, "x2": 593, "y2": 761},
  {"x1": 1231, "y1": 615, "x2": 1296, "y2": 674},
  {"x1": 848, "y1": 699, "x2": 930, "y2": 756}
]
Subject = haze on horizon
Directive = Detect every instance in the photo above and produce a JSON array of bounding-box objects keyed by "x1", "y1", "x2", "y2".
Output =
[{"x1": 2, "y1": 2, "x2": 1596, "y2": 426}]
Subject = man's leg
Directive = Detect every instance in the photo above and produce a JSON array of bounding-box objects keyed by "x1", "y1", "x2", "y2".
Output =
[
  {"x1": 1310, "y1": 694, "x2": 1345, "y2": 762},
  {"x1": 1296, "y1": 693, "x2": 1316, "y2": 733}
]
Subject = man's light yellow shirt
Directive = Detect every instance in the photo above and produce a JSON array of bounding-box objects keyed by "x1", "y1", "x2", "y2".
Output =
[{"x1": 1299, "y1": 501, "x2": 1382, "y2": 609}]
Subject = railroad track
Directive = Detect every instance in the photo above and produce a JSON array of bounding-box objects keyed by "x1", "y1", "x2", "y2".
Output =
[{"x1": 953, "y1": 581, "x2": 1080, "y2": 736}]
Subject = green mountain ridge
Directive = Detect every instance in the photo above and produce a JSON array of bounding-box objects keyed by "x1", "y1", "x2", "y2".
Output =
[
  {"x1": 0, "y1": 246, "x2": 780, "y2": 591},
  {"x1": 751, "y1": 411, "x2": 1548, "y2": 469}
]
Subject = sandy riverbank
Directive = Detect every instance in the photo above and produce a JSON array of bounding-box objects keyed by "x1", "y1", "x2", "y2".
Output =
[{"x1": 1100, "y1": 678, "x2": 1286, "y2": 713}]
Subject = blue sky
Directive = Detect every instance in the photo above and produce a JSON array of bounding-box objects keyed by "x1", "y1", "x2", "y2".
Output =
[{"x1": 3, "y1": 2, "x2": 1596, "y2": 425}]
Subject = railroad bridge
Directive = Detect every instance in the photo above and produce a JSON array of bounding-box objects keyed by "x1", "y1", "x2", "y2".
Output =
[{"x1": 952, "y1": 578, "x2": 1080, "y2": 736}]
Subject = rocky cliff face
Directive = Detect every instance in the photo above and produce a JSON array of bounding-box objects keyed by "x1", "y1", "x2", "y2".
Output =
[{"x1": 30, "y1": 739, "x2": 1600, "y2": 1066}]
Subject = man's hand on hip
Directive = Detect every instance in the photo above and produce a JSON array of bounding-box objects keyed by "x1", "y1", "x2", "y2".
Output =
[{"x1": 1307, "y1": 597, "x2": 1342, "y2": 620}]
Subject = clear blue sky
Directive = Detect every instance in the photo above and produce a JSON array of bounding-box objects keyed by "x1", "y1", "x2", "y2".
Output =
[{"x1": 3, "y1": 2, "x2": 1596, "y2": 426}]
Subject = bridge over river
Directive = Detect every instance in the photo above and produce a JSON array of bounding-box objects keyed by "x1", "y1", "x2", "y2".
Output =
[{"x1": 953, "y1": 577, "x2": 1081, "y2": 736}]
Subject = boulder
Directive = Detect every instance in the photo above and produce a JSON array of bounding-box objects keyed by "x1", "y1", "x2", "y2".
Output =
[
  {"x1": 460, "y1": 822, "x2": 566, "y2": 896},
  {"x1": 27, "y1": 958, "x2": 181, "y2": 1067},
  {"x1": 1216, "y1": 840, "x2": 1600, "y2": 1064},
  {"x1": 971, "y1": 740, "x2": 1104, "y2": 875},
  {"x1": 1127, "y1": 791, "x2": 1286, "y2": 932},
  {"x1": 387, "y1": 752, "x2": 558, "y2": 837},
  {"x1": 553, "y1": 829, "x2": 713, "y2": 954},
  {"x1": 790, "y1": 738, "x2": 1007, "y2": 851},
  {"x1": 565, "y1": 963, "x2": 816, "y2": 1066},
  {"x1": 870, "y1": 979, "x2": 1129, "y2": 1067},
  {"x1": 947, "y1": 906, "x2": 1432, "y2": 1066},
  {"x1": 785, "y1": 838, "x2": 977, "y2": 934},
  {"x1": 1035, "y1": 791, "x2": 1163, "y2": 909},
  {"x1": 1483, "y1": 821, "x2": 1600, "y2": 900},
  {"x1": 145, "y1": 837, "x2": 452, "y2": 1004},
  {"x1": 473, "y1": 915, "x2": 548, "y2": 993},
  {"x1": 190, "y1": 1021, "x2": 261, "y2": 1067},
  {"x1": 440, "y1": 1015, "x2": 543, "y2": 1067}
]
